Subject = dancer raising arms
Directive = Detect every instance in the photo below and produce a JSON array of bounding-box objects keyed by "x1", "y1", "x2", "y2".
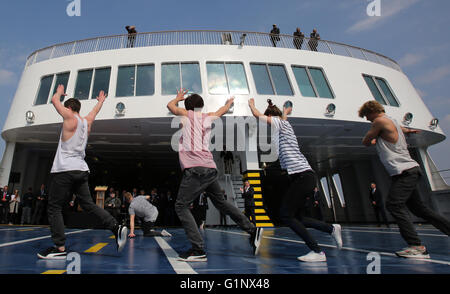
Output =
[
  {"x1": 248, "y1": 98, "x2": 342, "y2": 262},
  {"x1": 38, "y1": 85, "x2": 127, "y2": 259},
  {"x1": 167, "y1": 89, "x2": 263, "y2": 262}
]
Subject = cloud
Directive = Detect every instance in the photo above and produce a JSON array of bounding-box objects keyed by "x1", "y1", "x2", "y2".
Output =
[
  {"x1": 347, "y1": 0, "x2": 420, "y2": 33},
  {"x1": 0, "y1": 69, "x2": 16, "y2": 86},
  {"x1": 398, "y1": 53, "x2": 425, "y2": 68},
  {"x1": 416, "y1": 65, "x2": 450, "y2": 85}
]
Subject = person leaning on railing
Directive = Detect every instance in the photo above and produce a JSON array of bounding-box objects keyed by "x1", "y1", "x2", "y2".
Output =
[
  {"x1": 125, "y1": 25, "x2": 137, "y2": 48},
  {"x1": 293, "y1": 28, "x2": 305, "y2": 49},
  {"x1": 308, "y1": 28, "x2": 321, "y2": 51}
]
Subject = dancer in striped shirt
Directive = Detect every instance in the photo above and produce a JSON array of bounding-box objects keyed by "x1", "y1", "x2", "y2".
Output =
[{"x1": 248, "y1": 98, "x2": 343, "y2": 262}]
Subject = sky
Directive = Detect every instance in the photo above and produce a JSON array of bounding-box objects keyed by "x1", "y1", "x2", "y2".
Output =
[{"x1": 0, "y1": 0, "x2": 449, "y2": 182}]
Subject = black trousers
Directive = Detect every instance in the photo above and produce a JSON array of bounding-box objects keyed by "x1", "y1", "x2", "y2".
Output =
[
  {"x1": 48, "y1": 171, "x2": 118, "y2": 247},
  {"x1": 175, "y1": 167, "x2": 254, "y2": 250},
  {"x1": 244, "y1": 205, "x2": 256, "y2": 225},
  {"x1": 372, "y1": 204, "x2": 389, "y2": 227},
  {"x1": 279, "y1": 171, "x2": 333, "y2": 253},
  {"x1": 386, "y1": 167, "x2": 450, "y2": 245}
]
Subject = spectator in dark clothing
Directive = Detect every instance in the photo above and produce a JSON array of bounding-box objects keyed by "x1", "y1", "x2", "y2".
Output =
[
  {"x1": 105, "y1": 191, "x2": 122, "y2": 222},
  {"x1": 312, "y1": 187, "x2": 324, "y2": 221},
  {"x1": 369, "y1": 183, "x2": 390, "y2": 228},
  {"x1": 293, "y1": 27, "x2": 305, "y2": 49},
  {"x1": 0, "y1": 186, "x2": 10, "y2": 224},
  {"x1": 164, "y1": 190, "x2": 176, "y2": 226},
  {"x1": 125, "y1": 25, "x2": 137, "y2": 48},
  {"x1": 308, "y1": 29, "x2": 321, "y2": 51},
  {"x1": 220, "y1": 147, "x2": 234, "y2": 175},
  {"x1": 240, "y1": 180, "x2": 256, "y2": 225},
  {"x1": 219, "y1": 190, "x2": 228, "y2": 226},
  {"x1": 32, "y1": 184, "x2": 47, "y2": 224},
  {"x1": 270, "y1": 24, "x2": 280, "y2": 47},
  {"x1": 21, "y1": 188, "x2": 34, "y2": 225}
]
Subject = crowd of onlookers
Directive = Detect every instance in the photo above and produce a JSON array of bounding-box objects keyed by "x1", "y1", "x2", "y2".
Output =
[{"x1": 0, "y1": 184, "x2": 49, "y2": 225}]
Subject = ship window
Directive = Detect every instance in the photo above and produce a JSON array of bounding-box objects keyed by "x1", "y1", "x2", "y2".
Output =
[
  {"x1": 35, "y1": 75, "x2": 54, "y2": 105},
  {"x1": 250, "y1": 63, "x2": 293, "y2": 96},
  {"x1": 136, "y1": 64, "x2": 155, "y2": 96},
  {"x1": 51, "y1": 72, "x2": 70, "y2": 102},
  {"x1": 268, "y1": 64, "x2": 293, "y2": 96},
  {"x1": 250, "y1": 64, "x2": 274, "y2": 95},
  {"x1": 292, "y1": 67, "x2": 315, "y2": 97},
  {"x1": 162, "y1": 62, "x2": 202, "y2": 95},
  {"x1": 206, "y1": 62, "x2": 249, "y2": 95},
  {"x1": 74, "y1": 69, "x2": 93, "y2": 100},
  {"x1": 91, "y1": 67, "x2": 111, "y2": 98},
  {"x1": 363, "y1": 75, "x2": 386, "y2": 105},
  {"x1": 363, "y1": 74, "x2": 399, "y2": 106},
  {"x1": 116, "y1": 66, "x2": 136, "y2": 97},
  {"x1": 309, "y1": 68, "x2": 334, "y2": 98},
  {"x1": 375, "y1": 77, "x2": 399, "y2": 107},
  {"x1": 291, "y1": 66, "x2": 334, "y2": 98}
]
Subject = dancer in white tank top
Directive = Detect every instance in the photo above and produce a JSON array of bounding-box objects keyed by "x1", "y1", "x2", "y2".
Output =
[
  {"x1": 360, "y1": 100, "x2": 450, "y2": 259},
  {"x1": 37, "y1": 85, "x2": 128, "y2": 260}
]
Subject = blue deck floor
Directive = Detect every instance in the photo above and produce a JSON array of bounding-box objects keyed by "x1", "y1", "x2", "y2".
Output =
[{"x1": 0, "y1": 224, "x2": 448, "y2": 274}]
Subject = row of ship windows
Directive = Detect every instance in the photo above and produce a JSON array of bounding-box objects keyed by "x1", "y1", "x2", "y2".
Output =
[{"x1": 34, "y1": 62, "x2": 399, "y2": 107}]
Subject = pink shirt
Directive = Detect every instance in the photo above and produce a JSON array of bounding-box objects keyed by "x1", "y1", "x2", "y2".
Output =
[{"x1": 178, "y1": 110, "x2": 217, "y2": 170}]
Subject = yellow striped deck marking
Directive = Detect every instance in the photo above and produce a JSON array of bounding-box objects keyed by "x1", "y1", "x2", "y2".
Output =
[
  {"x1": 254, "y1": 201, "x2": 263, "y2": 206},
  {"x1": 249, "y1": 180, "x2": 260, "y2": 185},
  {"x1": 253, "y1": 187, "x2": 261, "y2": 192},
  {"x1": 84, "y1": 242, "x2": 108, "y2": 253},
  {"x1": 244, "y1": 172, "x2": 260, "y2": 178},
  {"x1": 253, "y1": 194, "x2": 262, "y2": 199},
  {"x1": 109, "y1": 235, "x2": 115, "y2": 239},
  {"x1": 255, "y1": 215, "x2": 270, "y2": 221},
  {"x1": 255, "y1": 209, "x2": 266, "y2": 213},
  {"x1": 41, "y1": 270, "x2": 66, "y2": 274},
  {"x1": 256, "y1": 223, "x2": 274, "y2": 227}
]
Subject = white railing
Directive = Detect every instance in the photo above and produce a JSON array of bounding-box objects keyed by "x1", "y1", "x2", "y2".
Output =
[{"x1": 25, "y1": 30, "x2": 402, "y2": 72}]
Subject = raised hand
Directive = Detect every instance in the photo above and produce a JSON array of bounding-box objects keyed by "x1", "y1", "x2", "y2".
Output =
[
  {"x1": 176, "y1": 88, "x2": 189, "y2": 101},
  {"x1": 55, "y1": 84, "x2": 67, "y2": 97},
  {"x1": 96, "y1": 90, "x2": 107, "y2": 103},
  {"x1": 248, "y1": 98, "x2": 255, "y2": 108},
  {"x1": 226, "y1": 97, "x2": 235, "y2": 105}
]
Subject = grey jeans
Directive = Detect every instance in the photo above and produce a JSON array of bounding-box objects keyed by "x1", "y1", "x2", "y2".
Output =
[{"x1": 175, "y1": 167, "x2": 255, "y2": 250}]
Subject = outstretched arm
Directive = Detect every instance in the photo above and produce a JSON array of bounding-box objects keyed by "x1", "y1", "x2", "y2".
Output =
[
  {"x1": 208, "y1": 97, "x2": 234, "y2": 119},
  {"x1": 51, "y1": 85, "x2": 73, "y2": 119},
  {"x1": 401, "y1": 126, "x2": 420, "y2": 135},
  {"x1": 128, "y1": 214, "x2": 135, "y2": 238},
  {"x1": 248, "y1": 98, "x2": 271, "y2": 124},
  {"x1": 167, "y1": 88, "x2": 188, "y2": 116},
  {"x1": 85, "y1": 90, "x2": 107, "y2": 124}
]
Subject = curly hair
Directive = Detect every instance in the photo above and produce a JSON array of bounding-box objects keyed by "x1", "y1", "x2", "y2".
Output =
[{"x1": 358, "y1": 100, "x2": 385, "y2": 118}]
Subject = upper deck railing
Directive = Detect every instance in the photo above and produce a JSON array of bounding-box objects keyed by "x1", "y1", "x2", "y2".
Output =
[{"x1": 25, "y1": 30, "x2": 402, "y2": 72}]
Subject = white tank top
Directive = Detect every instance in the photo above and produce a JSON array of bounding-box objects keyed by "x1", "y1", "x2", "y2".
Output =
[
  {"x1": 51, "y1": 115, "x2": 90, "y2": 173},
  {"x1": 375, "y1": 115, "x2": 419, "y2": 176}
]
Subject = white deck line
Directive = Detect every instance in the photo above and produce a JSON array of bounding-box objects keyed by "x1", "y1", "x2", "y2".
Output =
[
  {"x1": 154, "y1": 236, "x2": 198, "y2": 274},
  {"x1": 0, "y1": 229, "x2": 92, "y2": 248},
  {"x1": 207, "y1": 228, "x2": 450, "y2": 266}
]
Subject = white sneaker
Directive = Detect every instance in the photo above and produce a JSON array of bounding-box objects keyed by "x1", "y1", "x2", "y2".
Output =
[
  {"x1": 161, "y1": 229, "x2": 172, "y2": 237},
  {"x1": 297, "y1": 251, "x2": 327, "y2": 262},
  {"x1": 331, "y1": 224, "x2": 343, "y2": 250}
]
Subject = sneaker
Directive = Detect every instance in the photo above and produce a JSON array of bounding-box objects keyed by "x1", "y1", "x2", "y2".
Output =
[
  {"x1": 178, "y1": 248, "x2": 207, "y2": 262},
  {"x1": 37, "y1": 247, "x2": 67, "y2": 260},
  {"x1": 249, "y1": 227, "x2": 264, "y2": 255},
  {"x1": 331, "y1": 224, "x2": 343, "y2": 250},
  {"x1": 395, "y1": 246, "x2": 430, "y2": 259},
  {"x1": 114, "y1": 225, "x2": 128, "y2": 252},
  {"x1": 297, "y1": 251, "x2": 327, "y2": 262},
  {"x1": 161, "y1": 229, "x2": 172, "y2": 237}
]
